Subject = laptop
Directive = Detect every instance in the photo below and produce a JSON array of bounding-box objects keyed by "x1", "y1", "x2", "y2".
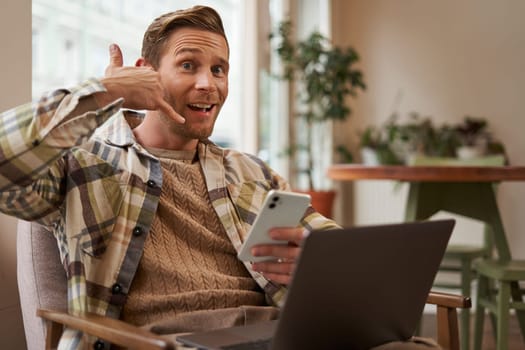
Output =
[{"x1": 177, "y1": 219, "x2": 455, "y2": 350}]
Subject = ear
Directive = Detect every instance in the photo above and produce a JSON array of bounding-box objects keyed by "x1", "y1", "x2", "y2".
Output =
[{"x1": 135, "y1": 57, "x2": 151, "y2": 67}]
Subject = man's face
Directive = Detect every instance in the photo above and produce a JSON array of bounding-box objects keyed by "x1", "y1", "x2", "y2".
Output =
[{"x1": 155, "y1": 27, "x2": 229, "y2": 141}]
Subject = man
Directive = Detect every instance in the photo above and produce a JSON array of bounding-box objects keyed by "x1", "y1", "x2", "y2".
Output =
[{"x1": 0, "y1": 5, "x2": 438, "y2": 350}]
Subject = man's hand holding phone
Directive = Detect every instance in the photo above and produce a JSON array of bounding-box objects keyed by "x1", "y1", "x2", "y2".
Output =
[
  {"x1": 237, "y1": 190, "x2": 311, "y2": 285},
  {"x1": 250, "y1": 227, "x2": 309, "y2": 285}
]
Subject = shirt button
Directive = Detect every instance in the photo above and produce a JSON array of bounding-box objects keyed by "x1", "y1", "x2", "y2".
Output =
[
  {"x1": 93, "y1": 340, "x2": 105, "y2": 349},
  {"x1": 146, "y1": 180, "x2": 156, "y2": 188},
  {"x1": 132, "y1": 226, "x2": 143, "y2": 236},
  {"x1": 111, "y1": 283, "x2": 123, "y2": 295}
]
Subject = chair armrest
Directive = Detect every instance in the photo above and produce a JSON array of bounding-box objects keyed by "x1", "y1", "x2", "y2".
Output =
[
  {"x1": 37, "y1": 309, "x2": 175, "y2": 350},
  {"x1": 425, "y1": 291, "x2": 471, "y2": 350},
  {"x1": 426, "y1": 291, "x2": 472, "y2": 309}
]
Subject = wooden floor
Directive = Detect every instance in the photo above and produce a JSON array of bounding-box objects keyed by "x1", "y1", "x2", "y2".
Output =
[{"x1": 421, "y1": 313, "x2": 525, "y2": 350}]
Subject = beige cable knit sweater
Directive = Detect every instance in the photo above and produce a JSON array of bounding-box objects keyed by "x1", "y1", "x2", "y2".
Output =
[{"x1": 121, "y1": 148, "x2": 266, "y2": 327}]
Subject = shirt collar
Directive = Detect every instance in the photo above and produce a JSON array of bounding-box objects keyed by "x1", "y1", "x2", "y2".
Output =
[
  {"x1": 98, "y1": 109, "x2": 225, "y2": 160},
  {"x1": 100, "y1": 109, "x2": 144, "y2": 147}
]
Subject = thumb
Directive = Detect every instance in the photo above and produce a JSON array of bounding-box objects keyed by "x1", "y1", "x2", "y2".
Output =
[{"x1": 108, "y1": 43, "x2": 123, "y2": 68}]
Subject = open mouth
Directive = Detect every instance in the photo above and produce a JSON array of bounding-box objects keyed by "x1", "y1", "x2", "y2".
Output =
[{"x1": 188, "y1": 103, "x2": 214, "y2": 113}]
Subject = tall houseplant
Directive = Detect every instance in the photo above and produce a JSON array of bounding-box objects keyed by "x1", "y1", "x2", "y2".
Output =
[{"x1": 271, "y1": 20, "x2": 366, "y2": 204}]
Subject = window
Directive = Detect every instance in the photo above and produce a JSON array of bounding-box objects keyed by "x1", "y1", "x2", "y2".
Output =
[{"x1": 258, "y1": 0, "x2": 331, "y2": 185}]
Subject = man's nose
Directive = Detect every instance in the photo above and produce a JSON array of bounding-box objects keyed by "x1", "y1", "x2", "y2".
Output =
[{"x1": 195, "y1": 69, "x2": 216, "y2": 91}]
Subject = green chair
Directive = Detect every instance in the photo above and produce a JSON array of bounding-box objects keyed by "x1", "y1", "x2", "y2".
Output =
[
  {"x1": 433, "y1": 230, "x2": 493, "y2": 349},
  {"x1": 473, "y1": 259, "x2": 525, "y2": 350},
  {"x1": 410, "y1": 155, "x2": 505, "y2": 350}
]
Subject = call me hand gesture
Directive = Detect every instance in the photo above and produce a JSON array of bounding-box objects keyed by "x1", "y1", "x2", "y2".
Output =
[{"x1": 94, "y1": 43, "x2": 185, "y2": 124}]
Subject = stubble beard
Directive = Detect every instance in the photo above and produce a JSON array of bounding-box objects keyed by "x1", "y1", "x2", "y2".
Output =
[
  {"x1": 159, "y1": 109, "x2": 217, "y2": 141},
  {"x1": 160, "y1": 91, "x2": 222, "y2": 141}
]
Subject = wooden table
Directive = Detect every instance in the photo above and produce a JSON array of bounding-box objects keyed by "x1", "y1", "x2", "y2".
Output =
[
  {"x1": 328, "y1": 165, "x2": 525, "y2": 261},
  {"x1": 328, "y1": 164, "x2": 525, "y2": 337},
  {"x1": 328, "y1": 165, "x2": 525, "y2": 183}
]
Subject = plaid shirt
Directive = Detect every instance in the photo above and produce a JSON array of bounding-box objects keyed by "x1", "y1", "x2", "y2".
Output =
[{"x1": 0, "y1": 79, "x2": 338, "y2": 349}]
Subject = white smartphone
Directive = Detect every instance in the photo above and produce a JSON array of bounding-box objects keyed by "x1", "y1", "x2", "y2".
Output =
[{"x1": 237, "y1": 190, "x2": 311, "y2": 262}]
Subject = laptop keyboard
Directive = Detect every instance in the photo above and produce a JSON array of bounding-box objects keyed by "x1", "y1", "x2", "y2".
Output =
[{"x1": 220, "y1": 338, "x2": 272, "y2": 350}]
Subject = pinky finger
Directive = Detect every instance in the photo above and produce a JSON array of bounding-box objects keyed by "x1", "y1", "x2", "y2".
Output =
[
  {"x1": 158, "y1": 99, "x2": 185, "y2": 124},
  {"x1": 261, "y1": 272, "x2": 292, "y2": 285}
]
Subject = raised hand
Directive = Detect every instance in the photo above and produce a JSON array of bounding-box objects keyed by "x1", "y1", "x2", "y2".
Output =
[{"x1": 94, "y1": 43, "x2": 185, "y2": 124}]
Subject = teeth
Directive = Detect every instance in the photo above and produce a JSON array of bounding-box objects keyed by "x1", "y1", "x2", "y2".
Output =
[{"x1": 190, "y1": 103, "x2": 212, "y2": 109}]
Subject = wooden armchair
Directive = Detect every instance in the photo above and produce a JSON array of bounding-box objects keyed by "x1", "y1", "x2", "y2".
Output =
[
  {"x1": 37, "y1": 291, "x2": 470, "y2": 350},
  {"x1": 17, "y1": 220, "x2": 471, "y2": 350}
]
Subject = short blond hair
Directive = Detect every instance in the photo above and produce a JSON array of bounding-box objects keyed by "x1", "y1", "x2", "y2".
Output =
[{"x1": 141, "y1": 5, "x2": 228, "y2": 68}]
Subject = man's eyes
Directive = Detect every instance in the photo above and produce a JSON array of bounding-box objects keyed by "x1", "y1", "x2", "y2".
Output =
[
  {"x1": 212, "y1": 66, "x2": 225, "y2": 75},
  {"x1": 182, "y1": 62, "x2": 193, "y2": 70},
  {"x1": 179, "y1": 61, "x2": 226, "y2": 75}
]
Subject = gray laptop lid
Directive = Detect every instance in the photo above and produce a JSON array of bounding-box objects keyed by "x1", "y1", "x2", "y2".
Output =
[{"x1": 178, "y1": 219, "x2": 455, "y2": 350}]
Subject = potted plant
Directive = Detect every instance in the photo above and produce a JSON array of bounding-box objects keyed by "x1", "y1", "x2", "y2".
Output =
[
  {"x1": 387, "y1": 113, "x2": 460, "y2": 163},
  {"x1": 357, "y1": 113, "x2": 508, "y2": 165},
  {"x1": 453, "y1": 116, "x2": 489, "y2": 159},
  {"x1": 358, "y1": 112, "x2": 461, "y2": 165},
  {"x1": 358, "y1": 122, "x2": 403, "y2": 165},
  {"x1": 270, "y1": 20, "x2": 366, "y2": 217}
]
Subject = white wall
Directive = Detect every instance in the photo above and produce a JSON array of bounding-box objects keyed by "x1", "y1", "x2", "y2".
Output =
[
  {"x1": 331, "y1": 0, "x2": 525, "y2": 258},
  {"x1": 0, "y1": 0, "x2": 31, "y2": 348}
]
